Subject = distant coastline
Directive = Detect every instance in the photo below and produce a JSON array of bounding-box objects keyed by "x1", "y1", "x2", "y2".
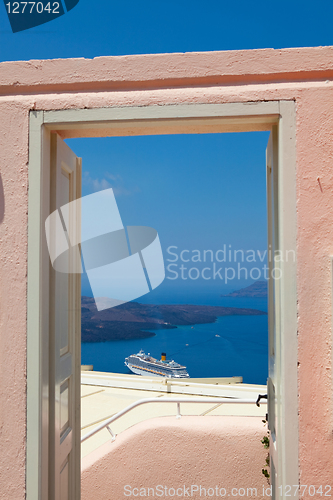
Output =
[
  {"x1": 221, "y1": 280, "x2": 268, "y2": 298},
  {"x1": 81, "y1": 296, "x2": 267, "y2": 343}
]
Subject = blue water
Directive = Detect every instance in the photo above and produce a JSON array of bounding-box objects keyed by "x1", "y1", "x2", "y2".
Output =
[{"x1": 81, "y1": 296, "x2": 268, "y2": 385}]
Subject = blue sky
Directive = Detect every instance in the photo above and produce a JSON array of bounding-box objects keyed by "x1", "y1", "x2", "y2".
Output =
[
  {"x1": 1, "y1": 0, "x2": 333, "y2": 60},
  {"x1": 1, "y1": 0, "x2": 332, "y2": 301},
  {"x1": 69, "y1": 132, "x2": 270, "y2": 299}
]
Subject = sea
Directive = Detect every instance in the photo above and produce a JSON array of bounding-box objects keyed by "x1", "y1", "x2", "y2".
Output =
[{"x1": 81, "y1": 291, "x2": 268, "y2": 385}]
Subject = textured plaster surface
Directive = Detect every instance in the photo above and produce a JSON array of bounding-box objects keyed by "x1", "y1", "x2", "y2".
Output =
[
  {"x1": 0, "y1": 100, "x2": 31, "y2": 499},
  {"x1": 0, "y1": 46, "x2": 333, "y2": 498},
  {"x1": 81, "y1": 416, "x2": 268, "y2": 500},
  {"x1": 0, "y1": 46, "x2": 333, "y2": 95},
  {"x1": 295, "y1": 87, "x2": 333, "y2": 485}
]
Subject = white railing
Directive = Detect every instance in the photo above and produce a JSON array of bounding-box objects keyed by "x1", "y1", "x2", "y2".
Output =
[{"x1": 81, "y1": 397, "x2": 266, "y2": 443}]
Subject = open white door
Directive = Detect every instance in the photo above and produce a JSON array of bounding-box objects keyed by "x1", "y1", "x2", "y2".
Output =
[
  {"x1": 49, "y1": 133, "x2": 81, "y2": 500},
  {"x1": 266, "y1": 128, "x2": 281, "y2": 499},
  {"x1": 266, "y1": 106, "x2": 298, "y2": 500}
]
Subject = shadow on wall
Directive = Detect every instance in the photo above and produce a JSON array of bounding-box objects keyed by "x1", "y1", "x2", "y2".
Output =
[
  {"x1": 0, "y1": 175, "x2": 4, "y2": 224},
  {"x1": 81, "y1": 416, "x2": 267, "y2": 500}
]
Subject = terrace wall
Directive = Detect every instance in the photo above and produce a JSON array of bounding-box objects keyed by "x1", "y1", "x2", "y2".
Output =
[{"x1": 1, "y1": 46, "x2": 333, "y2": 497}]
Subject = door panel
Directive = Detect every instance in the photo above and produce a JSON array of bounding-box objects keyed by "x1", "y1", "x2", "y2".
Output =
[
  {"x1": 60, "y1": 461, "x2": 69, "y2": 500},
  {"x1": 49, "y1": 133, "x2": 81, "y2": 500},
  {"x1": 266, "y1": 127, "x2": 280, "y2": 498}
]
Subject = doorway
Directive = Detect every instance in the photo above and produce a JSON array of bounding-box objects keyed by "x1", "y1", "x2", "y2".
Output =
[{"x1": 27, "y1": 101, "x2": 298, "y2": 500}]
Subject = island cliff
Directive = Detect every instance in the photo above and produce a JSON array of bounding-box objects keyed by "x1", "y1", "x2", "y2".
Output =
[
  {"x1": 81, "y1": 296, "x2": 267, "y2": 342},
  {"x1": 221, "y1": 280, "x2": 268, "y2": 298}
]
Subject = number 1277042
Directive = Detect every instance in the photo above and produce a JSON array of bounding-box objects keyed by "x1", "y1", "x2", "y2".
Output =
[{"x1": 5, "y1": 2, "x2": 60, "y2": 14}]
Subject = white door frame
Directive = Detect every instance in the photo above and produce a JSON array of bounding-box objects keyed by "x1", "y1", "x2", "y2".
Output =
[{"x1": 27, "y1": 101, "x2": 298, "y2": 500}]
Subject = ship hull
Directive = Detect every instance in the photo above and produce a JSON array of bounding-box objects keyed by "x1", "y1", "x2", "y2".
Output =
[{"x1": 125, "y1": 361, "x2": 189, "y2": 379}]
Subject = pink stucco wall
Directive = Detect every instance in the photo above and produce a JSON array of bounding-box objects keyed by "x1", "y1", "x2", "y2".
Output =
[
  {"x1": 81, "y1": 416, "x2": 268, "y2": 500},
  {"x1": 1, "y1": 46, "x2": 333, "y2": 498},
  {"x1": 0, "y1": 100, "x2": 31, "y2": 499}
]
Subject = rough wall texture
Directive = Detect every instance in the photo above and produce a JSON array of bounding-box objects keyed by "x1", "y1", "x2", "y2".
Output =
[
  {"x1": 0, "y1": 46, "x2": 333, "y2": 498},
  {"x1": 0, "y1": 46, "x2": 333, "y2": 94},
  {"x1": 0, "y1": 100, "x2": 31, "y2": 500},
  {"x1": 81, "y1": 416, "x2": 268, "y2": 500},
  {"x1": 295, "y1": 87, "x2": 333, "y2": 485}
]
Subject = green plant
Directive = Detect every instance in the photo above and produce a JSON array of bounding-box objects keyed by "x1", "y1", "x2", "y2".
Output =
[{"x1": 261, "y1": 419, "x2": 270, "y2": 483}]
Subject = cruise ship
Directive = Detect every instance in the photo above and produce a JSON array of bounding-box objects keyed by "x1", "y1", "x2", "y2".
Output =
[{"x1": 125, "y1": 350, "x2": 190, "y2": 378}]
